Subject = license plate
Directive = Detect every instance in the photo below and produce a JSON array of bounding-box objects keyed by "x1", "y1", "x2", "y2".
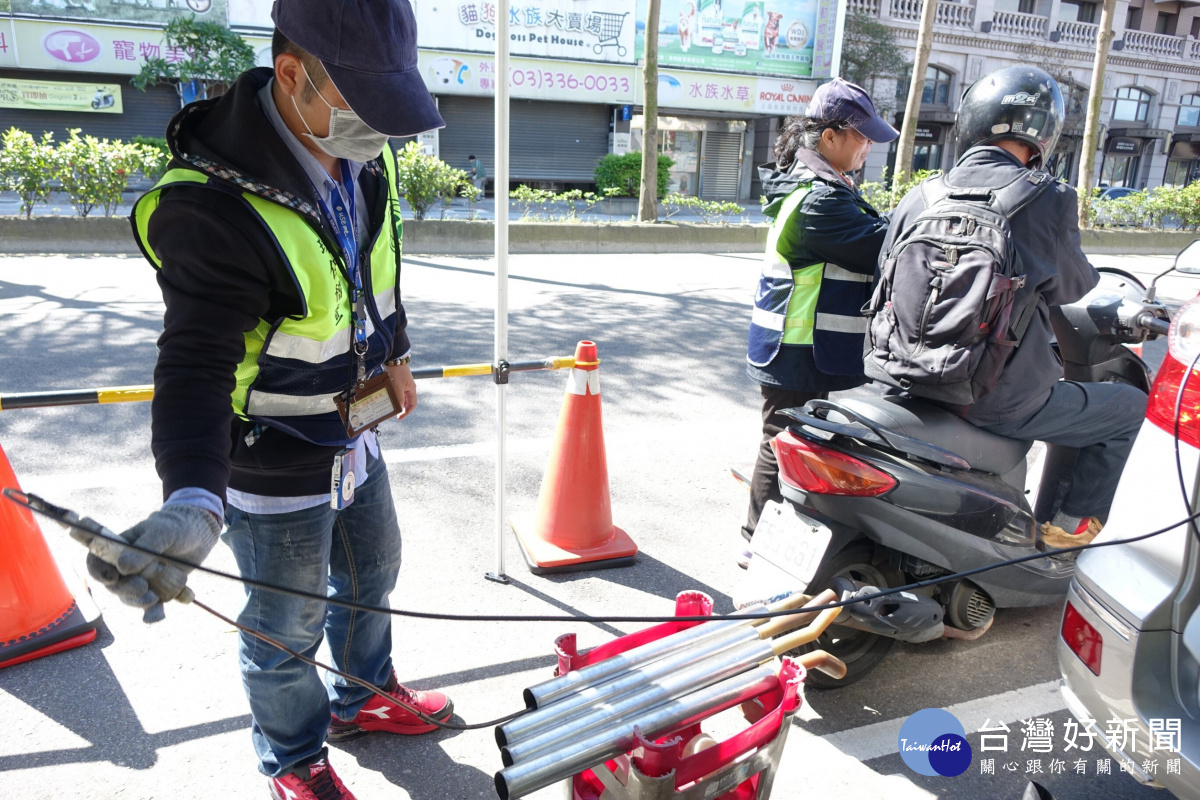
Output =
[{"x1": 748, "y1": 501, "x2": 833, "y2": 590}]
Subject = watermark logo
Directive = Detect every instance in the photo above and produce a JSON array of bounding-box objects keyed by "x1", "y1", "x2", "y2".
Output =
[{"x1": 898, "y1": 708, "x2": 973, "y2": 777}]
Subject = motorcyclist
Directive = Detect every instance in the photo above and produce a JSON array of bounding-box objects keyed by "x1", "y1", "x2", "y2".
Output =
[
  {"x1": 882, "y1": 66, "x2": 1147, "y2": 548},
  {"x1": 741, "y1": 78, "x2": 898, "y2": 566}
]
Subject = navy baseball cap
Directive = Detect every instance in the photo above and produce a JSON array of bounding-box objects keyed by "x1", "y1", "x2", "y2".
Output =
[
  {"x1": 272, "y1": 0, "x2": 444, "y2": 137},
  {"x1": 805, "y1": 78, "x2": 898, "y2": 143}
]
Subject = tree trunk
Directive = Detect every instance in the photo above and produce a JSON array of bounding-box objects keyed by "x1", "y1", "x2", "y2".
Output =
[
  {"x1": 1077, "y1": 0, "x2": 1118, "y2": 229},
  {"x1": 639, "y1": 0, "x2": 661, "y2": 223},
  {"x1": 893, "y1": 0, "x2": 937, "y2": 189}
]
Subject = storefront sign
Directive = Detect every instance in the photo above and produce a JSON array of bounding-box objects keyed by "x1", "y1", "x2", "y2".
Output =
[
  {"x1": 1107, "y1": 137, "x2": 1141, "y2": 154},
  {"x1": 645, "y1": 68, "x2": 756, "y2": 112},
  {"x1": 915, "y1": 125, "x2": 941, "y2": 141},
  {"x1": 754, "y1": 75, "x2": 815, "y2": 115},
  {"x1": 420, "y1": 50, "x2": 637, "y2": 103},
  {"x1": 10, "y1": 0, "x2": 228, "y2": 27},
  {"x1": 417, "y1": 128, "x2": 440, "y2": 157},
  {"x1": 227, "y1": 0, "x2": 273, "y2": 28},
  {"x1": 10, "y1": 19, "x2": 269, "y2": 75},
  {"x1": 635, "y1": 0, "x2": 839, "y2": 78},
  {"x1": 416, "y1": 0, "x2": 637, "y2": 64},
  {"x1": 0, "y1": 20, "x2": 17, "y2": 70},
  {"x1": 612, "y1": 131, "x2": 631, "y2": 153},
  {"x1": 0, "y1": 76, "x2": 123, "y2": 113}
]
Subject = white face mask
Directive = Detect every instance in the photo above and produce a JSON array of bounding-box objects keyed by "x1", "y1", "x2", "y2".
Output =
[{"x1": 292, "y1": 62, "x2": 391, "y2": 163}]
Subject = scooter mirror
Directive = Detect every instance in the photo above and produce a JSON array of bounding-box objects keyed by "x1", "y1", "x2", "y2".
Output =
[{"x1": 1176, "y1": 239, "x2": 1200, "y2": 275}]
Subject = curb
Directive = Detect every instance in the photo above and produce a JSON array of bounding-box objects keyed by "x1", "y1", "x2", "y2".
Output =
[{"x1": 1, "y1": 216, "x2": 1195, "y2": 256}]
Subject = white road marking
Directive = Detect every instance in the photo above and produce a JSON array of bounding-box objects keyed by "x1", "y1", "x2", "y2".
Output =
[{"x1": 812, "y1": 680, "x2": 1065, "y2": 763}]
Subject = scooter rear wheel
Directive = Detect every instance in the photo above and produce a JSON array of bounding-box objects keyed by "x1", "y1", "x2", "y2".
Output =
[{"x1": 791, "y1": 541, "x2": 903, "y2": 689}]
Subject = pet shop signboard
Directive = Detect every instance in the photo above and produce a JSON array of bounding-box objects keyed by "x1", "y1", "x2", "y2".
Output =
[
  {"x1": 636, "y1": 0, "x2": 840, "y2": 78},
  {"x1": 416, "y1": 0, "x2": 638, "y2": 64},
  {"x1": 421, "y1": 49, "x2": 638, "y2": 103},
  {"x1": 8, "y1": 0, "x2": 228, "y2": 28}
]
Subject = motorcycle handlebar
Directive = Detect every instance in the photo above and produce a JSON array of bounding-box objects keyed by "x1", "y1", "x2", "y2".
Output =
[{"x1": 1139, "y1": 313, "x2": 1170, "y2": 337}]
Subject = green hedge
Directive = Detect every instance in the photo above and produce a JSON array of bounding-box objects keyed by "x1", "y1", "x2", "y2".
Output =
[
  {"x1": 594, "y1": 152, "x2": 673, "y2": 197},
  {"x1": 1090, "y1": 185, "x2": 1200, "y2": 230}
]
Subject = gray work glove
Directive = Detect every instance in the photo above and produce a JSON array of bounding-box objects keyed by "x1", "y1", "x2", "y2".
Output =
[{"x1": 86, "y1": 505, "x2": 221, "y2": 623}]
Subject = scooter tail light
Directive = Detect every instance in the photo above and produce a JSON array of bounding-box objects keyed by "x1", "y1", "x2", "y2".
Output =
[
  {"x1": 1062, "y1": 601, "x2": 1103, "y2": 676},
  {"x1": 1147, "y1": 296, "x2": 1200, "y2": 449},
  {"x1": 771, "y1": 430, "x2": 897, "y2": 497}
]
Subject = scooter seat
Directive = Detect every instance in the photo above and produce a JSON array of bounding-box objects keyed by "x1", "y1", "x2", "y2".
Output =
[{"x1": 835, "y1": 396, "x2": 1032, "y2": 476}]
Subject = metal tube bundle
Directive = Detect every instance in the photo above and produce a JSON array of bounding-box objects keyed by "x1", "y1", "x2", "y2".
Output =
[{"x1": 494, "y1": 591, "x2": 845, "y2": 799}]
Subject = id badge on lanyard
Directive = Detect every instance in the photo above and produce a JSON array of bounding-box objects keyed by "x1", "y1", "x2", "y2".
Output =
[{"x1": 319, "y1": 163, "x2": 401, "y2": 453}]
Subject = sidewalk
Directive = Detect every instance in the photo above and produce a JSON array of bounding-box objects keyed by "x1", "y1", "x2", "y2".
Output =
[{"x1": 0, "y1": 190, "x2": 769, "y2": 224}]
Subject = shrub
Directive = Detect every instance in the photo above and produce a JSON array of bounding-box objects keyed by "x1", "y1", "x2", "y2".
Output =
[
  {"x1": 133, "y1": 135, "x2": 171, "y2": 183},
  {"x1": 0, "y1": 128, "x2": 58, "y2": 218},
  {"x1": 857, "y1": 167, "x2": 941, "y2": 213},
  {"x1": 662, "y1": 193, "x2": 745, "y2": 224},
  {"x1": 394, "y1": 141, "x2": 475, "y2": 220},
  {"x1": 594, "y1": 152, "x2": 673, "y2": 197},
  {"x1": 55, "y1": 129, "x2": 147, "y2": 217}
]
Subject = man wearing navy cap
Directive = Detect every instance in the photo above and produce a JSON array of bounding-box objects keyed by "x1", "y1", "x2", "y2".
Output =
[{"x1": 87, "y1": 1, "x2": 450, "y2": 797}]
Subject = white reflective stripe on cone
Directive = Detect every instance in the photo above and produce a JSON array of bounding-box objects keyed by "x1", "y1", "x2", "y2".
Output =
[
  {"x1": 815, "y1": 313, "x2": 869, "y2": 334},
  {"x1": 751, "y1": 305, "x2": 785, "y2": 331},
  {"x1": 823, "y1": 264, "x2": 873, "y2": 283},
  {"x1": 566, "y1": 369, "x2": 600, "y2": 396},
  {"x1": 246, "y1": 390, "x2": 339, "y2": 416},
  {"x1": 263, "y1": 287, "x2": 393, "y2": 363}
]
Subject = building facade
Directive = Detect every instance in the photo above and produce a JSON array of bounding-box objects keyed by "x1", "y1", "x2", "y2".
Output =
[
  {"x1": 850, "y1": 0, "x2": 1200, "y2": 189},
  {"x1": 0, "y1": 0, "x2": 845, "y2": 201}
]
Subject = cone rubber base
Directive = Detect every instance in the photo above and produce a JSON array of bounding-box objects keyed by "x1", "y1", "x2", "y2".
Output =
[
  {"x1": 0, "y1": 599, "x2": 101, "y2": 669},
  {"x1": 511, "y1": 515, "x2": 638, "y2": 575}
]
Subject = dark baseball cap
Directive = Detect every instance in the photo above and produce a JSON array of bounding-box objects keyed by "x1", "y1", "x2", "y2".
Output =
[
  {"x1": 272, "y1": 0, "x2": 444, "y2": 137},
  {"x1": 805, "y1": 77, "x2": 898, "y2": 143}
]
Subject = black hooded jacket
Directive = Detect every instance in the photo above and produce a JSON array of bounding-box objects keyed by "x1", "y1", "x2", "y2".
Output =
[{"x1": 133, "y1": 67, "x2": 410, "y2": 504}]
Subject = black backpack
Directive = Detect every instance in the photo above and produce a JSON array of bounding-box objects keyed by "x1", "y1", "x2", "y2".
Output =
[{"x1": 863, "y1": 170, "x2": 1053, "y2": 405}]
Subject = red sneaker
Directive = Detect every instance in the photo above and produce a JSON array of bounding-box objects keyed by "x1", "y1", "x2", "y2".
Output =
[
  {"x1": 269, "y1": 749, "x2": 355, "y2": 800},
  {"x1": 327, "y1": 672, "x2": 453, "y2": 740}
]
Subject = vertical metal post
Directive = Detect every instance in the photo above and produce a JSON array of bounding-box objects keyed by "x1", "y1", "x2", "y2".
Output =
[{"x1": 487, "y1": 0, "x2": 512, "y2": 584}]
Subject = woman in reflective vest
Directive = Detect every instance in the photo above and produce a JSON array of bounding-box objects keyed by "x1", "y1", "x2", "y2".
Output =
[{"x1": 740, "y1": 79, "x2": 899, "y2": 562}]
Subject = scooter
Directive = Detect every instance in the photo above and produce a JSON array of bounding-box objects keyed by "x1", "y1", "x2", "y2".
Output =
[
  {"x1": 737, "y1": 268, "x2": 1172, "y2": 688},
  {"x1": 91, "y1": 89, "x2": 114, "y2": 110}
]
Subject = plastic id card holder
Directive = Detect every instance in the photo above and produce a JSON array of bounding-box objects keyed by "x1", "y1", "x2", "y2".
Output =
[{"x1": 335, "y1": 371, "x2": 403, "y2": 439}]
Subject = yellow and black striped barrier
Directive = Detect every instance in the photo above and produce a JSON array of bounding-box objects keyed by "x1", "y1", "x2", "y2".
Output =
[{"x1": 0, "y1": 355, "x2": 578, "y2": 411}]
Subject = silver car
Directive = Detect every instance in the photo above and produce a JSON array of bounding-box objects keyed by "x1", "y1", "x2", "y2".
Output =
[{"x1": 1057, "y1": 240, "x2": 1200, "y2": 799}]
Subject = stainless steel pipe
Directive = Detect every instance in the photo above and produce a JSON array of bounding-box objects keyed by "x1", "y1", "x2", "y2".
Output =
[
  {"x1": 502, "y1": 638, "x2": 772, "y2": 766},
  {"x1": 497, "y1": 623, "x2": 760, "y2": 748},
  {"x1": 521, "y1": 614, "x2": 755, "y2": 712},
  {"x1": 494, "y1": 664, "x2": 780, "y2": 800}
]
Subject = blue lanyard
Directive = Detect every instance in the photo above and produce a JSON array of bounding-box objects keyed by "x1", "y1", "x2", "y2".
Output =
[{"x1": 315, "y1": 161, "x2": 370, "y2": 382}]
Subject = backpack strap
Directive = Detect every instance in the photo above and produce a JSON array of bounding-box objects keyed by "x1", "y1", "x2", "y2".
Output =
[
  {"x1": 994, "y1": 172, "x2": 1054, "y2": 343},
  {"x1": 989, "y1": 170, "x2": 1053, "y2": 221}
]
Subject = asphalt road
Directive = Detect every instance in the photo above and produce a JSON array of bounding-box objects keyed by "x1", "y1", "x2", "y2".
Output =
[{"x1": 0, "y1": 250, "x2": 1196, "y2": 800}]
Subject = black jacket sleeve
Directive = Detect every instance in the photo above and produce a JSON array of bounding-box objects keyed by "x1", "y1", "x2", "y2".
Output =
[
  {"x1": 146, "y1": 186, "x2": 282, "y2": 503},
  {"x1": 1042, "y1": 184, "x2": 1099, "y2": 307},
  {"x1": 788, "y1": 183, "x2": 889, "y2": 275}
]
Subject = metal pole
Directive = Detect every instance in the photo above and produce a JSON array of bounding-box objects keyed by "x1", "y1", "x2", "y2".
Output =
[
  {"x1": 487, "y1": 0, "x2": 512, "y2": 585},
  {"x1": 494, "y1": 664, "x2": 781, "y2": 800}
]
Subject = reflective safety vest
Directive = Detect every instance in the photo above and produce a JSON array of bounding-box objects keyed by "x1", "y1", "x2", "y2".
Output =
[
  {"x1": 132, "y1": 147, "x2": 403, "y2": 447},
  {"x1": 747, "y1": 181, "x2": 874, "y2": 373}
]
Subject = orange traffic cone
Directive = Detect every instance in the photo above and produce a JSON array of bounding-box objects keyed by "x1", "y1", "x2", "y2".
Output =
[
  {"x1": 0, "y1": 443, "x2": 100, "y2": 669},
  {"x1": 511, "y1": 341, "x2": 638, "y2": 574}
]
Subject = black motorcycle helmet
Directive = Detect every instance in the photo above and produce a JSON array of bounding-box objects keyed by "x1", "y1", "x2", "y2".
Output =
[{"x1": 955, "y1": 66, "x2": 1065, "y2": 167}]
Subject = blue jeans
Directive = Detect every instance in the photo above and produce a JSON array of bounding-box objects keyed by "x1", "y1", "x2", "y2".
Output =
[{"x1": 222, "y1": 453, "x2": 403, "y2": 777}]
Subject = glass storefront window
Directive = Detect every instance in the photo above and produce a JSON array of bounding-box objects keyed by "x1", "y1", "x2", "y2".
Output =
[
  {"x1": 659, "y1": 130, "x2": 701, "y2": 196},
  {"x1": 1047, "y1": 149, "x2": 1075, "y2": 182},
  {"x1": 911, "y1": 143, "x2": 943, "y2": 173},
  {"x1": 896, "y1": 66, "x2": 953, "y2": 106},
  {"x1": 1100, "y1": 155, "x2": 1139, "y2": 188}
]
